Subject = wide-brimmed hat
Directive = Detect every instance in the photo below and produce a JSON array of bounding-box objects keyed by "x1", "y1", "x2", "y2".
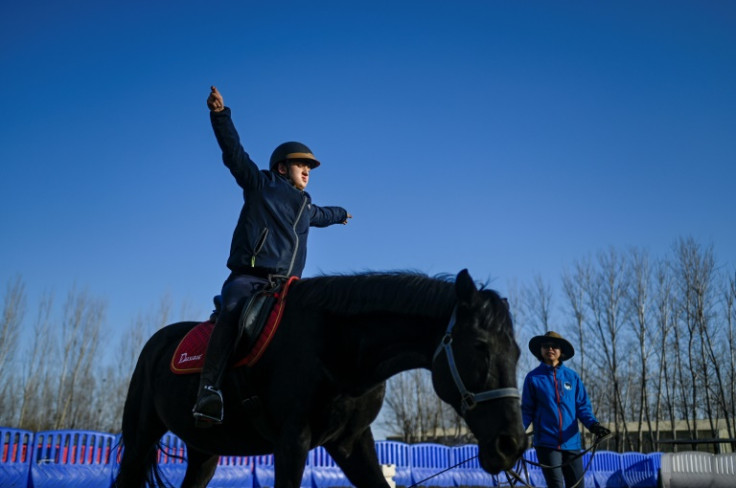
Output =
[{"x1": 529, "y1": 331, "x2": 575, "y2": 361}]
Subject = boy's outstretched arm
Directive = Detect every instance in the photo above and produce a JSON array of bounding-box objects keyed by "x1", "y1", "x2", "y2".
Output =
[{"x1": 309, "y1": 205, "x2": 350, "y2": 228}]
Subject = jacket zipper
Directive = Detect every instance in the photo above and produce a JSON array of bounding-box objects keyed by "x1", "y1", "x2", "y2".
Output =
[
  {"x1": 251, "y1": 228, "x2": 269, "y2": 267},
  {"x1": 286, "y1": 195, "x2": 308, "y2": 276},
  {"x1": 554, "y1": 368, "x2": 563, "y2": 449}
]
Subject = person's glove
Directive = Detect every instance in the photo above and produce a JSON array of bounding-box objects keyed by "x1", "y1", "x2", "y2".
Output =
[{"x1": 591, "y1": 422, "x2": 611, "y2": 438}]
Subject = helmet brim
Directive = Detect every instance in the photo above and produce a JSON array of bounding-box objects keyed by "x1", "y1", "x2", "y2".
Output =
[{"x1": 270, "y1": 153, "x2": 321, "y2": 171}]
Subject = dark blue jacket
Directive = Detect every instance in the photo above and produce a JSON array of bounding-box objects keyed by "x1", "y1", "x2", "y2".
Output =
[
  {"x1": 521, "y1": 362, "x2": 599, "y2": 450},
  {"x1": 211, "y1": 108, "x2": 348, "y2": 278}
]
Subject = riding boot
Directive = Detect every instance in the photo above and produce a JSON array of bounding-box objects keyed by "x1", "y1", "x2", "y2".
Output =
[{"x1": 192, "y1": 312, "x2": 237, "y2": 427}]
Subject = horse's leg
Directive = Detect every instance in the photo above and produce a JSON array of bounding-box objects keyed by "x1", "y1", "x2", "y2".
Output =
[
  {"x1": 115, "y1": 405, "x2": 168, "y2": 488},
  {"x1": 273, "y1": 424, "x2": 312, "y2": 488},
  {"x1": 113, "y1": 360, "x2": 169, "y2": 487},
  {"x1": 181, "y1": 446, "x2": 218, "y2": 488},
  {"x1": 326, "y1": 429, "x2": 391, "y2": 488},
  {"x1": 113, "y1": 439, "x2": 162, "y2": 488}
]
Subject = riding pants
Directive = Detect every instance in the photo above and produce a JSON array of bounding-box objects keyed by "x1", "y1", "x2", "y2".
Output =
[
  {"x1": 536, "y1": 446, "x2": 585, "y2": 488},
  {"x1": 199, "y1": 273, "x2": 269, "y2": 389}
]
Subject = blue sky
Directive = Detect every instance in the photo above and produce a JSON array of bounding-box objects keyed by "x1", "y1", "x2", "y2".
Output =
[{"x1": 2, "y1": 1, "x2": 735, "y2": 341}]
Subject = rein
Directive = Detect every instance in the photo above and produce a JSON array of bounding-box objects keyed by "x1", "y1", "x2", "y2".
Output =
[
  {"x1": 408, "y1": 433, "x2": 613, "y2": 488},
  {"x1": 509, "y1": 432, "x2": 613, "y2": 488},
  {"x1": 432, "y1": 306, "x2": 520, "y2": 414}
]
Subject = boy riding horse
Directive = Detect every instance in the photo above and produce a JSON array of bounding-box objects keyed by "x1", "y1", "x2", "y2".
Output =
[{"x1": 193, "y1": 86, "x2": 351, "y2": 427}]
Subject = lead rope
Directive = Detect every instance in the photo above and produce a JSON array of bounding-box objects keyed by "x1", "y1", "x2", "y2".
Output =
[
  {"x1": 516, "y1": 432, "x2": 611, "y2": 488},
  {"x1": 407, "y1": 432, "x2": 612, "y2": 488},
  {"x1": 407, "y1": 455, "x2": 478, "y2": 488}
]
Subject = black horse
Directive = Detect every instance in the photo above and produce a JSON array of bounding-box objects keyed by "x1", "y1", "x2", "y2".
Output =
[{"x1": 113, "y1": 269, "x2": 526, "y2": 488}]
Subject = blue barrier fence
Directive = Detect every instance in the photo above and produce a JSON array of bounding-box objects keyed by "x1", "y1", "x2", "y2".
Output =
[
  {"x1": 375, "y1": 440, "x2": 412, "y2": 486},
  {"x1": 30, "y1": 429, "x2": 116, "y2": 488},
  {"x1": 620, "y1": 452, "x2": 659, "y2": 488},
  {"x1": 0, "y1": 427, "x2": 33, "y2": 488},
  {"x1": 212, "y1": 454, "x2": 254, "y2": 488},
  {"x1": 449, "y1": 443, "x2": 493, "y2": 487},
  {"x1": 0, "y1": 426, "x2": 674, "y2": 487},
  {"x1": 410, "y1": 443, "x2": 454, "y2": 487}
]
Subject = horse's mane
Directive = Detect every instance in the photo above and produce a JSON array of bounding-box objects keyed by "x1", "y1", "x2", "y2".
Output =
[{"x1": 290, "y1": 271, "x2": 457, "y2": 318}]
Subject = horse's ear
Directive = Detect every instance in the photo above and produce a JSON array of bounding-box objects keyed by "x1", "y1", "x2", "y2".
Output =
[{"x1": 455, "y1": 269, "x2": 477, "y2": 303}]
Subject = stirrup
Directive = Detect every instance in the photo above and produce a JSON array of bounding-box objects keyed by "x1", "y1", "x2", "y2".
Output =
[{"x1": 192, "y1": 386, "x2": 224, "y2": 427}]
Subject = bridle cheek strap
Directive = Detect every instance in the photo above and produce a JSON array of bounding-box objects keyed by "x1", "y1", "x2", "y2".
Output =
[{"x1": 433, "y1": 307, "x2": 521, "y2": 415}]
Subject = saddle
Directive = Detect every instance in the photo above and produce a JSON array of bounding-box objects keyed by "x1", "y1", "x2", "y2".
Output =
[{"x1": 170, "y1": 276, "x2": 298, "y2": 374}]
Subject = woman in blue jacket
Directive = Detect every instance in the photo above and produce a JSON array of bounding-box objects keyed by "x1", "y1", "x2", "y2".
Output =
[{"x1": 521, "y1": 331, "x2": 610, "y2": 488}]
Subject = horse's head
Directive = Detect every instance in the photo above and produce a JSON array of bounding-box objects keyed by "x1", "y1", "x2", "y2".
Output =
[{"x1": 431, "y1": 269, "x2": 526, "y2": 474}]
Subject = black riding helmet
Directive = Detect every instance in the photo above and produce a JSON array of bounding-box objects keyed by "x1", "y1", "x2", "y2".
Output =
[{"x1": 269, "y1": 141, "x2": 321, "y2": 171}]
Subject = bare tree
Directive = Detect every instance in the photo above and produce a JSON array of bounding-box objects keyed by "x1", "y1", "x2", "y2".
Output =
[
  {"x1": 381, "y1": 370, "x2": 464, "y2": 443},
  {"x1": 671, "y1": 239, "x2": 702, "y2": 444},
  {"x1": 522, "y1": 274, "x2": 554, "y2": 334},
  {"x1": 518, "y1": 274, "x2": 555, "y2": 386},
  {"x1": 562, "y1": 258, "x2": 593, "y2": 379},
  {"x1": 584, "y1": 247, "x2": 630, "y2": 450},
  {"x1": 670, "y1": 285, "x2": 693, "y2": 447},
  {"x1": 504, "y1": 280, "x2": 538, "y2": 378},
  {"x1": 106, "y1": 293, "x2": 191, "y2": 433},
  {"x1": 726, "y1": 271, "x2": 736, "y2": 450},
  {"x1": 53, "y1": 285, "x2": 105, "y2": 429},
  {"x1": 0, "y1": 275, "x2": 26, "y2": 425},
  {"x1": 382, "y1": 370, "x2": 426, "y2": 443},
  {"x1": 17, "y1": 290, "x2": 56, "y2": 430},
  {"x1": 652, "y1": 259, "x2": 676, "y2": 450},
  {"x1": 671, "y1": 238, "x2": 731, "y2": 450},
  {"x1": 625, "y1": 247, "x2": 655, "y2": 451}
]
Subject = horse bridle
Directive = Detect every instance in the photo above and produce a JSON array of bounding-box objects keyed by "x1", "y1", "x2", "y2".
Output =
[{"x1": 432, "y1": 306, "x2": 520, "y2": 414}]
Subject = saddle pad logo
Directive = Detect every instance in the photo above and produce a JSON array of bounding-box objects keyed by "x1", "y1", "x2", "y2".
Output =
[{"x1": 170, "y1": 321, "x2": 213, "y2": 373}]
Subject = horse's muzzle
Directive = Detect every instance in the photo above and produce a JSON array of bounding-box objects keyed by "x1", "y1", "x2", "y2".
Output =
[{"x1": 478, "y1": 432, "x2": 527, "y2": 474}]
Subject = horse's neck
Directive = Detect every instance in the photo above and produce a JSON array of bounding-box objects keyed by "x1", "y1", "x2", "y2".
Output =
[
  {"x1": 347, "y1": 313, "x2": 448, "y2": 383},
  {"x1": 294, "y1": 273, "x2": 456, "y2": 388}
]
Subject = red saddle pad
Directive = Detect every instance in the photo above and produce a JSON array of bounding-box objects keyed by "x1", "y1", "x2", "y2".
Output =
[{"x1": 170, "y1": 276, "x2": 298, "y2": 374}]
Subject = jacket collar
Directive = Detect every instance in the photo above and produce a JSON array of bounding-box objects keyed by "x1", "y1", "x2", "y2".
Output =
[{"x1": 539, "y1": 361, "x2": 565, "y2": 372}]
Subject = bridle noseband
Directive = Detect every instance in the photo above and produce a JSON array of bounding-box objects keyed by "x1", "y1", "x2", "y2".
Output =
[{"x1": 432, "y1": 306, "x2": 520, "y2": 415}]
